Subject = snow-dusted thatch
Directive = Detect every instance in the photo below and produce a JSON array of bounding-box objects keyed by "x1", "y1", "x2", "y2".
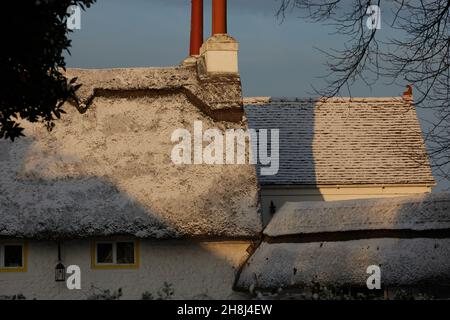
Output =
[
  {"x1": 67, "y1": 66, "x2": 245, "y2": 122},
  {"x1": 265, "y1": 193, "x2": 450, "y2": 237},
  {"x1": 236, "y1": 194, "x2": 450, "y2": 290},
  {"x1": 0, "y1": 67, "x2": 261, "y2": 240},
  {"x1": 236, "y1": 239, "x2": 450, "y2": 290}
]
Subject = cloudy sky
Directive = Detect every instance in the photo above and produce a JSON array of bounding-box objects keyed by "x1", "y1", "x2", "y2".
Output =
[{"x1": 65, "y1": 0, "x2": 447, "y2": 190}]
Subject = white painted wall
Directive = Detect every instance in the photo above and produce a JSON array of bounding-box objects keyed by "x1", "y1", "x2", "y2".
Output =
[
  {"x1": 0, "y1": 240, "x2": 252, "y2": 300},
  {"x1": 261, "y1": 185, "x2": 433, "y2": 225}
]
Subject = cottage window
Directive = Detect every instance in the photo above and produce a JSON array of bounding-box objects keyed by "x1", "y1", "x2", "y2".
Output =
[
  {"x1": 0, "y1": 242, "x2": 27, "y2": 272},
  {"x1": 97, "y1": 243, "x2": 114, "y2": 264},
  {"x1": 92, "y1": 240, "x2": 139, "y2": 269},
  {"x1": 116, "y1": 242, "x2": 135, "y2": 264}
]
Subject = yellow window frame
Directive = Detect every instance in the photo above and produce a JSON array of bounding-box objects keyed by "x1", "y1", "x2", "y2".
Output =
[
  {"x1": 91, "y1": 239, "x2": 140, "y2": 270},
  {"x1": 0, "y1": 241, "x2": 28, "y2": 273}
]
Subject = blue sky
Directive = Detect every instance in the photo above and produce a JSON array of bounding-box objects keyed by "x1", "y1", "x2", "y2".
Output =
[
  {"x1": 65, "y1": 0, "x2": 406, "y2": 98},
  {"x1": 65, "y1": 0, "x2": 447, "y2": 190}
]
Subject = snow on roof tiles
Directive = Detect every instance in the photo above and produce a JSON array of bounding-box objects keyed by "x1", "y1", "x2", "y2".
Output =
[{"x1": 244, "y1": 97, "x2": 435, "y2": 186}]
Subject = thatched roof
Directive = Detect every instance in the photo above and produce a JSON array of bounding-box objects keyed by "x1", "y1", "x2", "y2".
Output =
[
  {"x1": 236, "y1": 193, "x2": 450, "y2": 290},
  {"x1": 0, "y1": 66, "x2": 261, "y2": 239}
]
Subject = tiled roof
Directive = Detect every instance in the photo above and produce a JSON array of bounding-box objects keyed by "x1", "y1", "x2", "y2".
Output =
[{"x1": 244, "y1": 97, "x2": 435, "y2": 186}]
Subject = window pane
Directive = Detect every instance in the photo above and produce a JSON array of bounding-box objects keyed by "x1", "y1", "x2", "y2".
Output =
[
  {"x1": 116, "y1": 242, "x2": 135, "y2": 264},
  {"x1": 96, "y1": 243, "x2": 113, "y2": 263},
  {"x1": 4, "y1": 245, "x2": 23, "y2": 267}
]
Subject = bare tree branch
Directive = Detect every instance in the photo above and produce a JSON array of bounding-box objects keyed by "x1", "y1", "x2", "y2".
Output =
[{"x1": 278, "y1": 0, "x2": 450, "y2": 182}]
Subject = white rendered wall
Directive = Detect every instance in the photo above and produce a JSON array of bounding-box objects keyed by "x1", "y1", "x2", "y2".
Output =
[{"x1": 0, "y1": 240, "x2": 251, "y2": 300}]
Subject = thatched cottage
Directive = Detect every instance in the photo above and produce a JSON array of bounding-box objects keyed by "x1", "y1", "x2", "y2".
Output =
[{"x1": 1, "y1": 0, "x2": 449, "y2": 299}]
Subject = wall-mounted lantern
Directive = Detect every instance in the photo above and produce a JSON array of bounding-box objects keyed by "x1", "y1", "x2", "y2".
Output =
[
  {"x1": 55, "y1": 242, "x2": 65, "y2": 282},
  {"x1": 55, "y1": 262, "x2": 66, "y2": 282}
]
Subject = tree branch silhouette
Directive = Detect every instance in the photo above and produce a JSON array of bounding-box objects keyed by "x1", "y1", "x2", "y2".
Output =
[{"x1": 278, "y1": 0, "x2": 450, "y2": 182}]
